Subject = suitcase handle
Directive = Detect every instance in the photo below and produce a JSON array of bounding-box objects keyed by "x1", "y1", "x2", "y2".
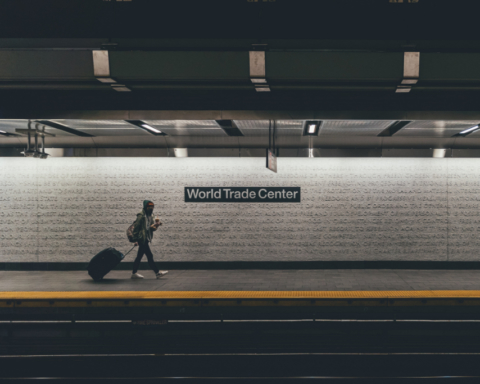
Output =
[{"x1": 124, "y1": 244, "x2": 137, "y2": 257}]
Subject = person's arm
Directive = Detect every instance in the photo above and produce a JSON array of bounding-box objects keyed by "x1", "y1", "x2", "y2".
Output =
[
  {"x1": 133, "y1": 213, "x2": 143, "y2": 231},
  {"x1": 132, "y1": 213, "x2": 144, "y2": 243}
]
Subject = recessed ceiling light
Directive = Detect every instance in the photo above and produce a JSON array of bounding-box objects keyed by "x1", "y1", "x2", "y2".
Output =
[{"x1": 303, "y1": 121, "x2": 321, "y2": 136}]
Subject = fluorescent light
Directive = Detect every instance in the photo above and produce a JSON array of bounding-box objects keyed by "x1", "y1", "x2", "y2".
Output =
[
  {"x1": 459, "y1": 125, "x2": 479, "y2": 135},
  {"x1": 303, "y1": 121, "x2": 321, "y2": 136},
  {"x1": 125, "y1": 120, "x2": 166, "y2": 136},
  {"x1": 141, "y1": 124, "x2": 162, "y2": 134}
]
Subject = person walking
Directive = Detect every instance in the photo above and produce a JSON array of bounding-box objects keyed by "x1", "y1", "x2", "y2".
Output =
[{"x1": 131, "y1": 200, "x2": 168, "y2": 279}]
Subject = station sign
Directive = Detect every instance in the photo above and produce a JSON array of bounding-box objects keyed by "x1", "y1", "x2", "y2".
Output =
[{"x1": 185, "y1": 187, "x2": 301, "y2": 203}]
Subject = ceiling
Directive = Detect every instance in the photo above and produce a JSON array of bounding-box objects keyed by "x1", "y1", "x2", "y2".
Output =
[
  {"x1": 2, "y1": 119, "x2": 480, "y2": 151},
  {"x1": 1, "y1": 119, "x2": 479, "y2": 138}
]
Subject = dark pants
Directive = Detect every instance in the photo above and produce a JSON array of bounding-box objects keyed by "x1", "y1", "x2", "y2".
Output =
[{"x1": 132, "y1": 242, "x2": 159, "y2": 274}]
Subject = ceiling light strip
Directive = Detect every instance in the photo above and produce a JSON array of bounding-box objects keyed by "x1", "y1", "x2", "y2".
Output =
[
  {"x1": 141, "y1": 124, "x2": 162, "y2": 134},
  {"x1": 458, "y1": 125, "x2": 480, "y2": 135},
  {"x1": 125, "y1": 120, "x2": 166, "y2": 136}
]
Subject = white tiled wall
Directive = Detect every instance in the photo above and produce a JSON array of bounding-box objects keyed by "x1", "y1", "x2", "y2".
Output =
[{"x1": 0, "y1": 157, "x2": 476, "y2": 262}]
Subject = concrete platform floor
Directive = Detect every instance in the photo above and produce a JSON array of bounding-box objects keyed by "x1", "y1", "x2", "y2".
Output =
[{"x1": 0, "y1": 269, "x2": 479, "y2": 292}]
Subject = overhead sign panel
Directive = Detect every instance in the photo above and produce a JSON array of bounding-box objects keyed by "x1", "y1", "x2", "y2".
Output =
[{"x1": 185, "y1": 187, "x2": 300, "y2": 203}]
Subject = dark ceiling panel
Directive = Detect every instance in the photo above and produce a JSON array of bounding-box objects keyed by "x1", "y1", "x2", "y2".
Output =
[
  {"x1": 267, "y1": 52, "x2": 403, "y2": 81},
  {"x1": 421, "y1": 54, "x2": 480, "y2": 81},
  {"x1": 110, "y1": 52, "x2": 249, "y2": 81},
  {"x1": 0, "y1": 0, "x2": 477, "y2": 40},
  {"x1": 0, "y1": 51, "x2": 94, "y2": 80}
]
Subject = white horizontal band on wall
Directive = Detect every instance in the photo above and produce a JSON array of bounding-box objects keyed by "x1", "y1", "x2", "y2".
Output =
[{"x1": 0, "y1": 157, "x2": 475, "y2": 263}]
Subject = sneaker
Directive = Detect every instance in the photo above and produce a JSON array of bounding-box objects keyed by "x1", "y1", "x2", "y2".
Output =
[
  {"x1": 131, "y1": 273, "x2": 144, "y2": 279},
  {"x1": 156, "y1": 271, "x2": 169, "y2": 279}
]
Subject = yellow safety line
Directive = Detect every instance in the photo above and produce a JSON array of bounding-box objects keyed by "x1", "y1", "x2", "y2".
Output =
[{"x1": 1, "y1": 290, "x2": 480, "y2": 300}]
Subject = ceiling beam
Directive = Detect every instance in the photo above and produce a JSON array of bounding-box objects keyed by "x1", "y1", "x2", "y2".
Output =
[{"x1": 3, "y1": 111, "x2": 480, "y2": 121}]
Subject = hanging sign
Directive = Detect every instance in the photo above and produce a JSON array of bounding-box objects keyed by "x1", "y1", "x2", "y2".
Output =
[{"x1": 266, "y1": 149, "x2": 277, "y2": 173}]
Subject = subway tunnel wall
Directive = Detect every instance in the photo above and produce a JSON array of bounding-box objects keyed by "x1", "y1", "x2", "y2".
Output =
[{"x1": 0, "y1": 157, "x2": 476, "y2": 263}]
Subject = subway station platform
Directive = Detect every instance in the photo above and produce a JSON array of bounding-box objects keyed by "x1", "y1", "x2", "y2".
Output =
[
  {"x1": 2, "y1": 269, "x2": 480, "y2": 321},
  {"x1": 1, "y1": 269, "x2": 480, "y2": 292}
]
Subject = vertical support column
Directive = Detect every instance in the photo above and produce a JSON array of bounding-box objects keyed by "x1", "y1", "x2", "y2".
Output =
[
  {"x1": 396, "y1": 52, "x2": 420, "y2": 93},
  {"x1": 92, "y1": 50, "x2": 131, "y2": 92},
  {"x1": 249, "y1": 51, "x2": 270, "y2": 92}
]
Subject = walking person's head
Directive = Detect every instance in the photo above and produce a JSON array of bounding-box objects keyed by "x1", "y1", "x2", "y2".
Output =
[{"x1": 143, "y1": 200, "x2": 154, "y2": 215}]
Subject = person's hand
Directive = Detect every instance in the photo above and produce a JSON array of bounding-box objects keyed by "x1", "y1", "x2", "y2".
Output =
[
  {"x1": 150, "y1": 224, "x2": 158, "y2": 231},
  {"x1": 134, "y1": 242, "x2": 138, "y2": 246}
]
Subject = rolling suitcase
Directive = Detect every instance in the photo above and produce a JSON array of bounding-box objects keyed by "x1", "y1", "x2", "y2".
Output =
[{"x1": 87, "y1": 245, "x2": 136, "y2": 281}]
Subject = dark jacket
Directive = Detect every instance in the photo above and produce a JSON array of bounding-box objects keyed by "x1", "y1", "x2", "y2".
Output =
[{"x1": 132, "y1": 200, "x2": 156, "y2": 244}]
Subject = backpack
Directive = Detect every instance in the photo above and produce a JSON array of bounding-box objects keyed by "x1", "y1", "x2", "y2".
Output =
[{"x1": 126, "y1": 220, "x2": 137, "y2": 243}]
